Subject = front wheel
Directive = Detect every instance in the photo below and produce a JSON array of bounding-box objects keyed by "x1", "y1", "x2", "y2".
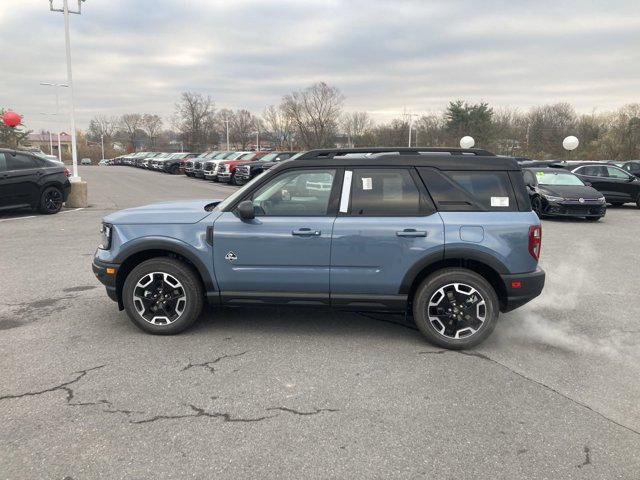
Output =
[
  {"x1": 38, "y1": 186, "x2": 64, "y2": 214},
  {"x1": 413, "y1": 268, "x2": 499, "y2": 349},
  {"x1": 585, "y1": 216, "x2": 601, "y2": 222},
  {"x1": 170, "y1": 164, "x2": 180, "y2": 175},
  {"x1": 636, "y1": 194, "x2": 640, "y2": 209},
  {"x1": 531, "y1": 196, "x2": 543, "y2": 218},
  {"x1": 122, "y1": 258, "x2": 204, "y2": 335}
]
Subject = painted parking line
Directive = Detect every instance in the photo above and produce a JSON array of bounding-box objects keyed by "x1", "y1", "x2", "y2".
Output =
[{"x1": 0, "y1": 207, "x2": 85, "y2": 222}]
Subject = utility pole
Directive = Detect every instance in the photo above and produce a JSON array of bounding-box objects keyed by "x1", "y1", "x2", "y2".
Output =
[
  {"x1": 49, "y1": 0, "x2": 85, "y2": 181},
  {"x1": 225, "y1": 118, "x2": 230, "y2": 150},
  {"x1": 256, "y1": 130, "x2": 259, "y2": 151},
  {"x1": 49, "y1": 131, "x2": 54, "y2": 154}
]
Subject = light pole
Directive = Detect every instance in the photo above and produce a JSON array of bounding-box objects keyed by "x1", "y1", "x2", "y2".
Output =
[
  {"x1": 404, "y1": 112, "x2": 418, "y2": 147},
  {"x1": 100, "y1": 134, "x2": 105, "y2": 160},
  {"x1": 40, "y1": 82, "x2": 68, "y2": 162},
  {"x1": 49, "y1": 0, "x2": 85, "y2": 181},
  {"x1": 224, "y1": 118, "x2": 230, "y2": 150},
  {"x1": 256, "y1": 130, "x2": 259, "y2": 151}
]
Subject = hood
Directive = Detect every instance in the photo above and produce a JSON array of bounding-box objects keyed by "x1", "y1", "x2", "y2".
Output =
[
  {"x1": 539, "y1": 184, "x2": 603, "y2": 200},
  {"x1": 242, "y1": 160, "x2": 278, "y2": 169},
  {"x1": 103, "y1": 199, "x2": 222, "y2": 225}
]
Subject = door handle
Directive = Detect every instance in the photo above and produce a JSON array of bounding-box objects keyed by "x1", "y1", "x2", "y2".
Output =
[
  {"x1": 292, "y1": 228, "x2": 321, "y2": 236},
  {"x1": 396, "y1": 229, "x2": 427, "y2": 237}
]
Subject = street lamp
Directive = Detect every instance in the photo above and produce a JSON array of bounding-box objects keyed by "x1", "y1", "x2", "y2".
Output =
[
  {"x1": 224, "y1": 118, "x2": 230, "y2": 150},
  {"x1": 40, "y1": 82, "x2": 68, "y2": 162},
  {"x1": 49, "y1": 0, "x2": 86, "y2": 181},
  {"x1": 404, "y1": 112, "x2": 419, "y2": 147}
]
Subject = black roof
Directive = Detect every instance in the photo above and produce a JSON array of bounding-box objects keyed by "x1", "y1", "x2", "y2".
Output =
[{"x1": 287, "y1": 147, "x2": 520, "y2": 171}]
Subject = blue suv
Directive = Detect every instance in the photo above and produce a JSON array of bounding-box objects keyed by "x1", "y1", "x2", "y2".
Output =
[{"x1": 93, "y1": 148, "x2": 545, "y2": 349}]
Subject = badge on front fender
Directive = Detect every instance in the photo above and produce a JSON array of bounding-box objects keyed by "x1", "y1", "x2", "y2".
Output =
[{"x1": 225, "y1": 251, "x2": 237, "y2": 262}]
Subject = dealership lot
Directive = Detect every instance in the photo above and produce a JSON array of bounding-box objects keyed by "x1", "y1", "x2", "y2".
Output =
[{"x1": 1, "y1": 166, "x2": 639, "y2": 478}]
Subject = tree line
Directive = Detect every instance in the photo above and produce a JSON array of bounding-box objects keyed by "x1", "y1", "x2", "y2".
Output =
[{"x1": 4, "y1": 81, "x2": 639, "y2": 160}]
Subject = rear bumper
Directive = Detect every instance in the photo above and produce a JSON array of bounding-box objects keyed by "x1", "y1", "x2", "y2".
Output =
[
  {"x1": 92, "y1": 255, "x2": 119, "y2": 303},
  {"x1": 500, "y1": 267, "x2": 545, "y2": 312}
]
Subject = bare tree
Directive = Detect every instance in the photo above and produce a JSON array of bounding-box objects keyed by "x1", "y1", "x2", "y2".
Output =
[
  {"x1": 174, "y1": 92, "x2": 216, "y2": 150},
  {"x1": 262, "y1": 104, "x2": 293, "y2": 149},
  {"x1": 87, "y1": 114, "x2": 118, "y2": 143},
  {"x1": 281, "y1": 82, "x2": 344, "y2": 148},
  {"x1": 119, "y1": 113, "x2": 143, "y2": 151},
  {"x1": 230, "y1": 109, "x2": 258, "y2": 149},
  {"x1": 141, "y1": 114, "x2": 163, "y2": 148},
  {"x1": 341, "y1": 111, "x2": 374, "y2": 147}
]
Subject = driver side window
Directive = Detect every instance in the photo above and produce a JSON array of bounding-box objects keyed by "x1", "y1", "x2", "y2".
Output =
[
  {"x1": 249, "y1": 169, "x2": 336, "y2": 216},
  {"x1": 606, "y1": 166, "x2": 631, "y2": 179}
]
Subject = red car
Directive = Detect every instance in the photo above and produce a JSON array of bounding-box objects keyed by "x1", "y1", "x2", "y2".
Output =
[{"x1": 216, "y1": 151, "x2": 270, "y2": 184}]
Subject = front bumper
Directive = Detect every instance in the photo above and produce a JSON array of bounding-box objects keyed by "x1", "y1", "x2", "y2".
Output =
[
  {"x1": 543, "y1": 201, "x2": 606, "y2": 218},
  {"x1": 92, "y1": 255, "x2": 119, "y2": 303},
  {"x1": 500, "y1": 267, "x2": 545, "y2": 312},
  {"x1": 217, "y1": 172, "x2": 232, "y2": 182},
  {"x1": 234, "y1": 174, "x2": 250, "y2": 185}
]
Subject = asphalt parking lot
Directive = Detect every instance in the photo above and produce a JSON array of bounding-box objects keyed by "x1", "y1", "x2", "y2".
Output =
[{"x1": 1, "y1": 166, "x2": 639, "y2": 479}]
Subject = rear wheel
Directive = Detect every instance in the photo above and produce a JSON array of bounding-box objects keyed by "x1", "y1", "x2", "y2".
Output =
[
  {"x1": 122, "y1": 258, "x2": 203, "y2": 335},
  {"x1": 413, "y1": 268, "x2": 499, "y2": 349},
  {"x1": 38, "y1": 186, "x2": 64, "y2": 214}
]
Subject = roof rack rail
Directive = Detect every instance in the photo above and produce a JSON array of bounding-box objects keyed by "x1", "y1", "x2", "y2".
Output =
[{"x1": 297, "y1": 147, "x2": 495, "y2": 160}]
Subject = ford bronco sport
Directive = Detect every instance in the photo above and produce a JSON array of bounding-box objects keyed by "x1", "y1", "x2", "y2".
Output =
[{"x1": 93, "y1": 148, "x2": 545, "y2": 349}]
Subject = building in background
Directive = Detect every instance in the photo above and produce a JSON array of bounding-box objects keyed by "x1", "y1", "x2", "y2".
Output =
[{"x1": 27, "y1": 132, "x2": 72, "y2": 158}]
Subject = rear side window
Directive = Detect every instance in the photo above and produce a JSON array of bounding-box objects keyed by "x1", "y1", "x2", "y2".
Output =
[
  {"x1": 418, "y1": 168, "x2": 517, "y2": 212},
  {"x1": 348, "y1": 168, "x2": 426, "y2": 216},
  {"x1": 5, "y1": 153, "x2": 40, "y2": 170},
  {"x1": 576, "y1": 165, "x2": 606, "y2": 176}
]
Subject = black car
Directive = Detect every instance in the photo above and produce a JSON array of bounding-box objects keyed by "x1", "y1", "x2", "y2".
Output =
[
  {"x1": 523, "y1": 168, "x2": 606, "y2": 220},
  {"x1": 162, "y1": 152, "x2": 198, "y2": 174},
  {"x1": 234, "y1": 151, "x2": 297, "y2": 185},
  {"x1": 563, "y1": 162, "x2": 640, "y2": 207},
  {"x1": 0, "y1": 149, "x2": 71, "y2": 214},
  {"x1": 621, "y1": 160, "x2": 640, "y2": 179}
]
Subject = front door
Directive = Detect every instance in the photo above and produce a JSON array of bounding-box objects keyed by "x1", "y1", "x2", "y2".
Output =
[
  {"x1": 330, "y1": 168, "x2": 445, "y2": 308},
  {"x1": 0, "y1": 152, "x2": 42, "y2": 210},
  {"x1": 212, "y1": 168, "x2": 339, "y2": 304}
]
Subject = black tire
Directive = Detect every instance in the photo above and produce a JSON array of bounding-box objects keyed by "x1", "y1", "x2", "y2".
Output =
[
  {"x1": 585, "y1": 216, "x2": 601, "y2": 222},
  {"x1": 38, "y1": 186, "x2": 64, "y2": 214},
  {"x1": 636, "y1": 195, "x2": 640, "y2": 209},
  {"x1": 230, "y1": 173, "x2": 237, "y2": 185},
  {"x1": 122, "y1": 257, "x2": 203, "y2": 335},
  {"x1": 413, "y1": 268, "x2": 499, "y2": 350},
  {"x1": 531, "y1": 196, "x2": 543, "y2": 218},
  {"x1": 169, "y1": 164, "x2": 180, "y2": 175}
]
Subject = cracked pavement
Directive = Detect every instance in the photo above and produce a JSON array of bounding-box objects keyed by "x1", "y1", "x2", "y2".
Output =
[{"x1": 1, "y1": 166, "x2": 639, "y2": 479}]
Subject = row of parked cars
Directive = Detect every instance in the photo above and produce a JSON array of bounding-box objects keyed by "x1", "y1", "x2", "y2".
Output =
[
  {"x1": 105, "y1": 150, "x2": 299, "y2": 185},
  {"x1": 518, "y1": 159, "x2": 640, "y2": 221}
]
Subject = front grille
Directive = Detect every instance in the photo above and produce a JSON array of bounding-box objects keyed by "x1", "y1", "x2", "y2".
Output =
[
  {"x1": 185, "y1": 161, "x2": 193, "y2": 169},
  {"x1": 237, "y1": 166, "x2": 250, "y2": 175},
  {"x1": 204, "y1": 162, "x2": 213, "y2": 172},
  {"x1": 194, "y1": 161, "x2": 202, "y2": 170}
]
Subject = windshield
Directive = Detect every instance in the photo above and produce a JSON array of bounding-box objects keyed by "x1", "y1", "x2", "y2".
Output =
[
  {"x1": 240, "y1": 153, "x2": 255, "y2": 160},
  {"x1": 536, "y1": 171, "x2": 584, "y2": 186},
  {"x1": 260, "y1": 153, "x2": 278, "y2": 162}
]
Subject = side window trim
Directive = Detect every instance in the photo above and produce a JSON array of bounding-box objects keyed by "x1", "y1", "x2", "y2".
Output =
[{"x1": 339, "y1": 170, "x2": 352, "y2": 213}]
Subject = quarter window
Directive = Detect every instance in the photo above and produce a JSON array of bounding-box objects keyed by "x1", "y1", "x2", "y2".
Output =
[
  {"x1": 249, "y1": 169, "x2": 336, "y2": 216},
  {"x1": 348, "y1": 168, "x2": 424, "y2": 216},
  {"x1": 606, "y1": 166, "x2": 632, "y2": 179}
]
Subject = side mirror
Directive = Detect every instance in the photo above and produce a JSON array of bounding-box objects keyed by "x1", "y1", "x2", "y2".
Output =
[{"x1": 236, "y1": 200, "x2": 255, "y2": 220}]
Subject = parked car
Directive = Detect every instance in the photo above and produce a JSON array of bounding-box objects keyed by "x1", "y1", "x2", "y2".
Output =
[
  {"x1": 523, "y1": 168, "x2": 606, "y2": 221},
  {"x1": 621, "y1": 160, "x2": 640, "y2": 178},
  {"x1": 234, "y1": 151, "x2": 297, "y2": 185},
  {"x1": 184, "y1": 152, "x2": 215, "y2": 177},
  {"x1": 80, "y1": 158, "x2": 92, "y2": 165},
  {"x1": 162, "y1": 152, "x2": 198, "y2": 174},
  {"x1": 563, "y1": 162, "x2": 640, "y2": 207},
  {"x1": 0, "y1": 148, "x2": 71, "y2": 214},
  {"x1": 202, "y1": 152, "x2": 234, "y2": 180},
  {"x1": 216, "y1": 151, "x2": 271, "y2": 184},
  {"x1": 92, "y1": 147, "x2": 545, "y2": 350}
]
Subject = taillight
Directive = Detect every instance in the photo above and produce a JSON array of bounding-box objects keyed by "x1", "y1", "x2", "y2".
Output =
[
  {"x1": 528, "y1": 225, "x2": 542, "y2": 260},
  {"x1": 64, "y1": 167, "x2": 70, "y2": 177}
]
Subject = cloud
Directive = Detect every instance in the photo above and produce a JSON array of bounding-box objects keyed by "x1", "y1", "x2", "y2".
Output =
[{"x1": 1, "y1": 0, "x2": 639, "y2": 132}]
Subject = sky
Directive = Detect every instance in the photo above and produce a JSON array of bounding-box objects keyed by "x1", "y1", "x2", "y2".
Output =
[{"x1": 1, "y1": 0, "x2": 639, "y2": 132}]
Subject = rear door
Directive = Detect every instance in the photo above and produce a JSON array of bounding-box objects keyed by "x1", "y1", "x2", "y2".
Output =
[
  {"x1": 605, "y1": 166, "x2": 640, "y2": 201},
  {"x1": 330, "y1": 167, "x2": 444, "y2": 308},
  {"x1": 573, "y1": 165, "x2": 626, "y2": 202}
]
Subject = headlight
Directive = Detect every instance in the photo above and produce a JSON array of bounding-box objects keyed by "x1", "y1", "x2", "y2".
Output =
[
  {"x1": 543, "y1": 195, "x2": 564, "y2": 202},
  {"x1": 99, "y1": 223, "x2": 112, "y2": 250},
  {"x1": 597, "y1": 197, "x2": 606, "y2": 203}
]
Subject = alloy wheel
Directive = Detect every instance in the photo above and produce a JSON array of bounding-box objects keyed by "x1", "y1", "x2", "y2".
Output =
[
  {"x1": 44, "y1": 189, "x2": 63, "y2": 212},
  {"x1": 427, "y1": 283, "x2": 486, "y2": 339},
  {"x1": 133, "y1": 272, "x2": 187, "y2": 325}
]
